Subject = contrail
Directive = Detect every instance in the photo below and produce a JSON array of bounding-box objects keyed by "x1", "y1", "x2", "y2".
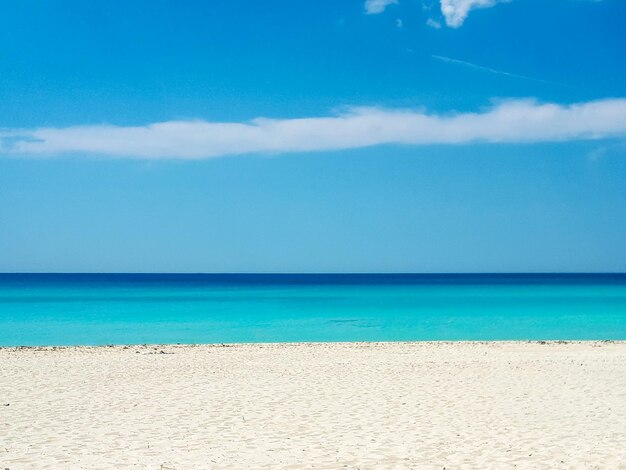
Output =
[{"x1": 431, "y1": 54, "x2": 571, "y2": 87}]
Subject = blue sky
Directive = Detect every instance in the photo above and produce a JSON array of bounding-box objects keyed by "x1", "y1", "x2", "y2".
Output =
[{"x1": 1, "y1": 0, "x2": 625, "y2": 272}]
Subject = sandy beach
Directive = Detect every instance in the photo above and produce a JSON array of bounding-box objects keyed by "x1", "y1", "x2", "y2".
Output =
[{"x1": 1, "y1": 341, "x2": 626, "y2": 469}]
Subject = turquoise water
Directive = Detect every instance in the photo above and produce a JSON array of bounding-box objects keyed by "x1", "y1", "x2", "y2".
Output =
[{"x1": 1, "y1": 274, "x2": 625, "y2": 346}]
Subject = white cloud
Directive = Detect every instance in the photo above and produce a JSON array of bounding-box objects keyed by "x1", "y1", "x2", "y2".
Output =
[
  {"x1": 2, "y1": 99, "x2": 626, "y2": 160},
  {"x1": 364, "y1": 0, "x2": 397, "y2": 14},
  {"x1": 440, "y1": 0, "x2": 507, "y2": 27}
]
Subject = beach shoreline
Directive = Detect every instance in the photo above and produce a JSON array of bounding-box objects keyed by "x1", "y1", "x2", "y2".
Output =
[
  {"x1": 2, "y1": 341, "x2": 626, "y2": 468},
  {"x1": 2, "y1": 338, "x2": 623, "y2": 350}
]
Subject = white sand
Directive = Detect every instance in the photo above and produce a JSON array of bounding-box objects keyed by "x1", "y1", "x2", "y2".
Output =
[{"x1": 1, "y1": 341, "x2": 626, "y2": 469}]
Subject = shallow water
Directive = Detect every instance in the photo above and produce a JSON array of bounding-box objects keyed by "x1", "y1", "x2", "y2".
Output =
[{"x1": 1, "y1": 273, "x2": 625, "y2": 346}]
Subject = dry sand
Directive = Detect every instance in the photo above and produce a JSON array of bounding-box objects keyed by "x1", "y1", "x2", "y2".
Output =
[{"x1": 1, "y1": 341, "x2": 626, "y2": 469}]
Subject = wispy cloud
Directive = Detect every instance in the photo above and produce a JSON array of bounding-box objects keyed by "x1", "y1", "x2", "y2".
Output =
[
  {"x1": 439, "y1": 0, "x2": 602, "y2": 28},
  {"x1": 375, "y1": 0, "x2": 601, "y2": 27},
  {"x1": 2, "y1": 99, "x2": 626, "y2": 160},
  {"x1": 432, "y1": 55, "x2": 560, "y2": 86},
  {"x1": 364, "y1": 0, "x2": 398, "y2": 14},
  {"x1": 426, "y1": 18, "x2": 442, "y2": 28},
  {"x1": 587, "y1": 141, "x2": 626, "y2": 162},
  {"x1": 440, "y1": 0, "x2": 508, "y2": 27}
]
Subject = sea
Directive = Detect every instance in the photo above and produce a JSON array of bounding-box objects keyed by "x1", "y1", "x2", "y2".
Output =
[{"x1": 1, "y1": 273, "x2": 625, "y2": 346}]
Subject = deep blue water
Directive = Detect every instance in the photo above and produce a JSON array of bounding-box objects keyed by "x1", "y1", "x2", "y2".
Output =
[{"x1": 1, "y1": 273, "x2": 625, "y2": 346}]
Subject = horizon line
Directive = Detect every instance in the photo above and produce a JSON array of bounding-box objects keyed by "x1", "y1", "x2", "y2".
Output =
[{"x1": 1, "y1": 272, "x2": 625, "y2": 276}]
